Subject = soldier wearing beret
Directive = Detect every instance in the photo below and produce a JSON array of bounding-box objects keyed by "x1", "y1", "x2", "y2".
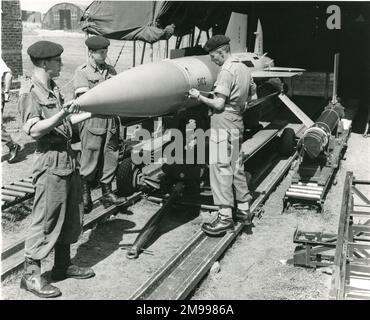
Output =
[
  {"x1": 74, "y1": 36, "x2": 125, "y2": 213},
  {"x1": 19, "y1": 40, "x2": 95, "y2": 298},
  {"x1": 189, "y1": 35, "x2": 255, "y2": 236}
]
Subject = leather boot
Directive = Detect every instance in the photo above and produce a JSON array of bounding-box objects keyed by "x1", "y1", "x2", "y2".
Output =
[
  {"x1": 20, "y1": 257, "x2": 61, "y2": 298},
  {"x1": 81, "y1": 177, "x2": 93, "y2": 214},
  {"x1": 51, "y1": 243, "x2": 95, "y2": 281},
  {"x1": 201, "y1": 215, "x2": 235, "y2": 236},
  {"x1": 7, "y1": 143, "x2": 20, "y2": 164},
  {"x1": 235, "y1": 208, "x2": 253, "y2": 226},
  {"x1": 101, "y1": 182, "x2": 126, "y2": 207}
]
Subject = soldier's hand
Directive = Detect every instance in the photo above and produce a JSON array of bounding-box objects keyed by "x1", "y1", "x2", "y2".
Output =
[
  {"x1": 188, "y1": 88, "x2": 200, "y2": 100},
  {"x1": 62, "y1": 100, "x2": 80, "y2": 114}
]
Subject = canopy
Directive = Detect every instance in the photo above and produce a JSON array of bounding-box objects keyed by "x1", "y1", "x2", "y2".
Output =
[{"x1": 81, "y1": 1, "x2": 234, "y2": 43}]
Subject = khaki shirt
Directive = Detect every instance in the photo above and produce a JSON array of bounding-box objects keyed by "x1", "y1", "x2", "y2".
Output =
[
  {"x1": 214, "y1": 57, "x2": 253, "y2": 111},
  {"x1": 74, "y1": 59, "x2": 118, "y2": 130},
  {"x1": 19, "y1": 76, "x2": 76, "y2": 181}
]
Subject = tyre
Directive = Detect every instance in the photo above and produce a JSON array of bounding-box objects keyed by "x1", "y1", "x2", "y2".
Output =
[
  {"x1": 279, "y1": 128, "x2": 296, "y2": 157},
  {"x1": 116, "y1": 157, "x2": 141, "y2": 196}
]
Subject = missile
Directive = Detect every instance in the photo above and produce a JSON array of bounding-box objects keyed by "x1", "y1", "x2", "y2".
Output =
[
  {"x1": 302, "y1": 102, "x2": 345, "y2": 159},
  {"x1": 76, "y1": 55, "x2": 220, "y2": 117}
]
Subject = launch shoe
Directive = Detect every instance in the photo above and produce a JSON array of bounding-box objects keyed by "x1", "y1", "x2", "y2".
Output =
[
  {"x1": 235, "y1": 208, "x2": 253, "y2": 226},
  {"x1": 201, "y1": 216, "x2": 234, "y2": 236},
  {"x1": 51, "y1": 264, "x2": 95, "y2": 281},
  {"x1": 7, "y1": 143, "x2": 20, "y2": 163}
]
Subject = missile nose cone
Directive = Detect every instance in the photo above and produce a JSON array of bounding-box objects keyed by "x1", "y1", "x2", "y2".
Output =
[
  {"x1": 76, "y1": 61, "x2": 189, "y2": 117},
  {"x1": 76, "y1": 56, "x2": 219, "y2": 118}
]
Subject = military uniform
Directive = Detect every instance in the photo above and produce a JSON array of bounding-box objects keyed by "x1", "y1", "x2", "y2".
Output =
[
  {"x1": 19, "y1": 40, "x2": 94, "y2": 299},
  {"x1": 19, "y1": 76, "x2": 83, "y2": 259},
  {"x1": 209, "y1": 56, "x2": 252, "y2": 209},
  {"x1": 74, "y1": 36, "x2": 125, "y2": 213},
  {"x1": 74, "y1": 60, "x2": 120, "y2": 185},
  {"x1": 190, "y1": 35, "x2": 255, "y2": 236}
]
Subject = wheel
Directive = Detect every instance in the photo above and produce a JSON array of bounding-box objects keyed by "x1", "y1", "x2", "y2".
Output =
[
  {"x1": 116, "y1": 157, "x2": 142, "y2": 196},
  {"x1": 279, "y1": 128, "x2": 296, "y2": 157}
]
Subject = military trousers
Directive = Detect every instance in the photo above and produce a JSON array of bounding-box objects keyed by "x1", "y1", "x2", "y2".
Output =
[
  {"x1": 24, "y1": 169, "x2": 83, "y2": 260},
  {"x1": 209, "y1": 111, "x2": 252, "y2": 211},
  {"x1": 79, "y1": 125, "x2": 119, "y2": 184}
]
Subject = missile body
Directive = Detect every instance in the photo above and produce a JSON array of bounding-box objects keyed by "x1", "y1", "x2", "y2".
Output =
[
  {"x1": 302, "y1": 103, "x2": 345, "y2": 158},
  {"x1": 76, "y1": 55, "x2": 220, "y2": 117}
]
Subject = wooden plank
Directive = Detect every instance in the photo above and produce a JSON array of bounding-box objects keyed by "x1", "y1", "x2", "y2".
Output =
[
  {"x1": 241, "y1": 121, "x2": 288, "y2": 161},
  {"x1": 278, "y1": 93, "x2": 314, "y2": 127}
]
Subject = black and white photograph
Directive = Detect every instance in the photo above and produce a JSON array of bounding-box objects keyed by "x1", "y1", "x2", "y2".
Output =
[{"x1": 1, "y1": 0, "x2": 370, "y2": 304}]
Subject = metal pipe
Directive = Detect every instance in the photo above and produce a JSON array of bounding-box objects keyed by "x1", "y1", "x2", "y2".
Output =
[
  {"x1": 4, "y1": 185, "x2": 35, "y2": 193},
  {"x1": 133, "y1": 40, "x2": 136, "y2": 67},
  {"x1": 288, "y1": 188, "x2": 323, "y2": 195},
  {"x1": 126, "y1": 190, "x2": 179, "y2": 259},
  {"x1": 290, "y1": 184, "x2": 324, "y2": 191},
  {"x1": 14, "y1": 182, "x2": 34, "y2": 188},
  {"x1": 2, "y1": 195, "x2": 16, "y2": 202},
  {"x1": 1, "y1": 189, "x2": 25, "y2": 197},
  {"x1": 331, "y1": 53, "x2": 339, "y2": 104},
  {"x1": 285, "y1": 191, "x2": 321, "y2": 200},
  {"x1": 141, "y1": 41, "x2": 146, "y2": 65},
  {"x1": 296, "y1": 182, "x2": 319, "y2": 187}
]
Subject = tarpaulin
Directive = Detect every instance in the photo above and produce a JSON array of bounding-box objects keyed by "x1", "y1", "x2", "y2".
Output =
[{"x1": 81, "y1": 1, "x2": 234, "y2": 42}]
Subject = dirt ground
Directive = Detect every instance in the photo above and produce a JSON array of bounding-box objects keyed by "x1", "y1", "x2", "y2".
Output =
[{"x1": 1, "y1": 28, "x2": 370, "y2": 300}]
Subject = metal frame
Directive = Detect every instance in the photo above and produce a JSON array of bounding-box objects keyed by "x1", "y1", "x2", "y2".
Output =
[
  {"x1": 293, "y1": 172, "x2": 370, "y2": 299},
  {"x1": 330, "y1": 173, "x2": 370, "y2": 300}
]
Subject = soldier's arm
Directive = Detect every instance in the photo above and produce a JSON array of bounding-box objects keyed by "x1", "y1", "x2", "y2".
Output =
[
  {"x1": 189, "y1": 69, "x2": 231, "y2": 111},
  {"x1": 27, "y1": 101, "x2": 79, "y2": 140},
  {"x1": 196, "y1": 91, "x2": 227, "y2": 111}
]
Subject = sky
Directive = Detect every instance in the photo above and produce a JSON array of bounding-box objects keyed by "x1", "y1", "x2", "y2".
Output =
[{"x1": 19, "y1": 0, "x2": 94, "y2": 13}]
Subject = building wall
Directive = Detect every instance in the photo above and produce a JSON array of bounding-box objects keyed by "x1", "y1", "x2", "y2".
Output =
[
  {"x1": 1, "y1": 0, "x2": 23, "y2": 87},
  {"x1": 22, "y1": 10, "x2": 42, "y2": 24},
  {"x1": 42, "y1": 3, "x2": 84, "y2": 30}
]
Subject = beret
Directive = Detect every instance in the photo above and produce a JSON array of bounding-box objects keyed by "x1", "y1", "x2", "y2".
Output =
[
  {"x1": 85, "y1": 36, "x2": 110, "y2": 50},
  {"x1": 27, "y1": 41, "x2": 64, "y2": 59},
  {"x1": 203, "y1": 35, "x2": 230, "y2": 53}
]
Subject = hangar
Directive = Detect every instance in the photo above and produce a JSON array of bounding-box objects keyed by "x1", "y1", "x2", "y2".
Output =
[{"x1": 42, "y1": 2, "x2": 86, "y2": 30}]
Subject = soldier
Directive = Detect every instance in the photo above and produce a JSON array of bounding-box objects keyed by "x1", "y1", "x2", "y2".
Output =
[
  {"x1": 1, "y1": 57, "x2": 20, "y2": 163},
  {"x1": 189, "y1": 35, "x2": 255, "y2": 236},
  {"x1": 19, "y1": 41, "x2": 95, "y2": 298},
  {"x1": 74, "y1": 36, "x2": 125, "y2": 214}
]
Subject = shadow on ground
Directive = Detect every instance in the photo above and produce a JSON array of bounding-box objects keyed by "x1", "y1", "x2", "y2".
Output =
[{"x1": 67, "y1": 217, "x2": 136, "y2": 271}]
